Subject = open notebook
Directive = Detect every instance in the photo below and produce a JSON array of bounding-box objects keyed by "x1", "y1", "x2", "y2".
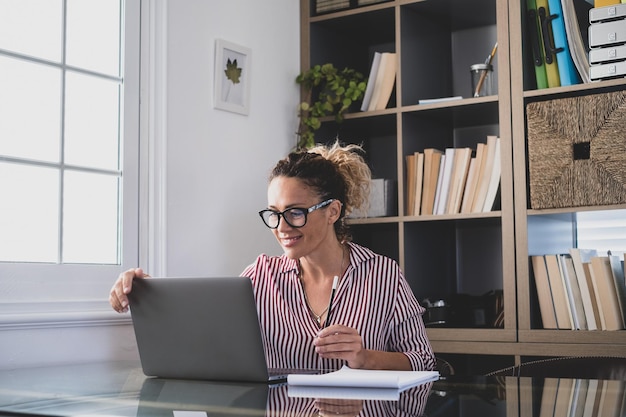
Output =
[{"x1": 128, "y1": 276, "x2": 314, "y2": 383}]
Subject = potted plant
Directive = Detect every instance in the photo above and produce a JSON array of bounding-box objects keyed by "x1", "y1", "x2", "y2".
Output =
[{"x1": 295, "y1": 63, "x2": 366, "y2": 149}]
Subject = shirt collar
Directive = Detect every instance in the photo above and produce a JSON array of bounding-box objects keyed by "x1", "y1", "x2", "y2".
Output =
[{"x1": 277, "y1": 241, "x2": 375, "y2": 278}]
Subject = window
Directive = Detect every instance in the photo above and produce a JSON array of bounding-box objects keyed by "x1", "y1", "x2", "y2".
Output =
[
  {"x1": 576, "y1": 209, "x2": 626, "y2": 255},
  {"x1": 0, "y1": 1, "x2": 140, "y2": 306}
]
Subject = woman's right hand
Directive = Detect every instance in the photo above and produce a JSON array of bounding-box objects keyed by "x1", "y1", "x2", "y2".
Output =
[{"x1": 109, "y1": 267, "x2": 150, "y2": 313}]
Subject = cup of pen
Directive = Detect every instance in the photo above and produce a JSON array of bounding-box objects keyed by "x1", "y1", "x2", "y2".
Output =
[{"x1": 470, "y1": 63, "x2": 493, "y2": 97}]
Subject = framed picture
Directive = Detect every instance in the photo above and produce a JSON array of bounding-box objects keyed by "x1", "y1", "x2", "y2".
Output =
[{"x1": 214, "y1": 39, "x2": 251, "y2": 115}]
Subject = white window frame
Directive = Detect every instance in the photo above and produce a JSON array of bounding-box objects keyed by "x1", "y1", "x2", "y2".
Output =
[{"x1": 0, "y1": 0, "x2": 166, "y2": 329}]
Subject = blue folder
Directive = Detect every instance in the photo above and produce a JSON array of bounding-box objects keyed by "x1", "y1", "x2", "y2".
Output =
[{"x1": 547, "y1": 0, "x2": 581, "y2": 86}]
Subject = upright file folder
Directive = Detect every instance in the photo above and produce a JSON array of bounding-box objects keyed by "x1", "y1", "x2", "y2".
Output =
[
  {"x1": 547, "y1": 0, "x2": 581, "y2": 85},
  {"x1": 536, "y1": 0, "x2": 561, "y2": 87},
  {"x1": 527, "y1": 0, "x2": 549, "y2": 89}
]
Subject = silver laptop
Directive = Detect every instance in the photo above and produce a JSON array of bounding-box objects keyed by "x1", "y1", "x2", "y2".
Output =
[{"x1": 128, "y1": 276, "x2": 296, "y2": 383}]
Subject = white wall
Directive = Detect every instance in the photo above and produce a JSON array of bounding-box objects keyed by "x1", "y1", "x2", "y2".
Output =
[
  {"x1": 0, "y1": 0, "x2": 300, "y2": 369},
  {"x1": 163, "y1": 1, "x2": 299, "y2": 277}
]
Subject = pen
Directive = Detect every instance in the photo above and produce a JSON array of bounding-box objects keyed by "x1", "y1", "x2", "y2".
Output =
[{"x1": 324, "y1": 276, "x2": 339, "y2": 328}]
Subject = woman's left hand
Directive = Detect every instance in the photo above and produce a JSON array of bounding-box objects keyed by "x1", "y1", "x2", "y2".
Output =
[
  {"x1": 314, "y1": 324, "x2": 367, "y2": 368},
  {"x1": 315, "y1": 398, "x2": 363, "y2": 417}
]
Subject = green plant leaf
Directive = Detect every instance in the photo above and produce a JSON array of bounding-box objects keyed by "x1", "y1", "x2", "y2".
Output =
[
  {"x1": 224, "y1": 58, "x2": 242, "y2": 84},
  {"x1": 295, "y1": 63, "x2": 365, "y2": 149}
]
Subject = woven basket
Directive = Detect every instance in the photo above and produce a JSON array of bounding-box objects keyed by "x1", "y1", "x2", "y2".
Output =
[{"x1": 527, "y1": 90, "x2": 626, "y2": 209}]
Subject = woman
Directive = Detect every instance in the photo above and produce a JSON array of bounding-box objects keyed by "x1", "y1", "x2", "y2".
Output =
[{"x1": 110, "y1": 141, "x2": 435, "y2": 372}]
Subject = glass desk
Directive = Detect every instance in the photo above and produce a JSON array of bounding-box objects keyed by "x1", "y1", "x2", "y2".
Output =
[{"x1": 0, "y1": 361, "x2": 623, "y2": 416}]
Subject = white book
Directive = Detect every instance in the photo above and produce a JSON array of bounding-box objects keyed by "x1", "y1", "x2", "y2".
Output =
[
  {"x1": 435, "y1": 148, "x2": 455, "y2": 215},
  {"x1": 360, "y1": 52, "x2": 382, "y2": 112},
  {"x1": 418, "y1": 96, "x2": 463, "y2": 105},
  {"x1": 288, "y1": 385, "x2": 401, "y2": 401},
  {"x1": 569, "y1": 248, "x2": 599, "y2": 330},
  {"x1": 287, "y1": 365, "x2": 439, "y2": 390}
]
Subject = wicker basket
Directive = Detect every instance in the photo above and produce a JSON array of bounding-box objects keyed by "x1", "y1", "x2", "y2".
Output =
[{"x1": 527, "y1": 90, "x2": 626, "y2": 209}]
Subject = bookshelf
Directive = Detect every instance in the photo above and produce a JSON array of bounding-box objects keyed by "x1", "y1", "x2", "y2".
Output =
[
  {"x1": 300, "y1": 0, "x2": 517, "y2": 363},
  {"x1": 509, "y1": 0, "x2": 626, "y2": 358},
  {"x1": 302, "y1": 0, "x2": 626, "y2": 363}
]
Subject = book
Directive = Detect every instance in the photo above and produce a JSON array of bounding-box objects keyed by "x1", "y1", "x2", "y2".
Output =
[
  {"x1": 539, "y1": 378, "x2": 560, "y2": 417},
  {"x1": 536, "y1": 0, "x2": 561, "y2": 87},
  {"x1": 360, "y1": 52, "x2": 382, "y2": 112},
  {"x1": 459, "y1": 157, "x2": 477, "y2": 213},
  {"x1": 481, "y1": 136, "x2": 501, "y2": 212},
  {"x1": 434, "y1": 148, "x2": 455, "y2": 215},
  {"x1": 553, "y1": 378, "x2": 574, "y2": 417},
  {"x1": 413, "y1": 152, "x2": 425, "y2": 216},
  {"x1": 595, "y1": 0, "x2": 621, "y2": 5},
  {"x1": 287, "y1": 365, "x2": 440, "y2": 390},
  {"x1": 582, "y1": 262, "x2": 603, "y2": 329},
  {"x1": 589, "y1": 256, "x2": 625, "y2": 330},
  {"x1": 418, "y1": 96, "x2": 463, "y2": 105},
  {"x1": 558, "y1": 253, "x2": 588, "y2": 330},
  {"x1": 531, "y1": 255, "x2": 559, "y2": 329},
  {"x1": 582, "y1": 379, "x2": 601, "y2": 417},
  {"x1": 569, "y1": 248, "x2": 600, "y2": 330},
  {"x1": 608, "y1": 253, "x2": 626, "y2": 325},
  {"x1": 596, "y1": 380, "x2": 626, "y2": 417},
  {"x1": 548, "y1": 0, "x2": 581, "y2": 85},
  {"x1": 460, "y1": 143, "x2": 485, "y2": 214},
  {"x1": 446, "y1": 147, "x2": 472, "y2": 214},
  {"x1": 367, "y1": 52, "x2": 392, "y2": 112},
  {"x1": 526, "y1": 0, "x2": 549, "y2": 89},
  {"x1": 432, "y1": 154, "x2": 447, "y2": 215},
  {"x1": 368, "y1": 52, "x2": 396, "y2": 111},
  {"x1": 288, "y1": 385, "x2": 402, "y2": 401},
  {"x1": 471, "y1": 135, "x2": 497, "y2": 213},
  {"x1": 405, "y1": 153, "x2": 416, "y2": 215},
  {"x1": 420, "y1": 148, "x2": 443, "y2": 215},
  {"x1": 569, "y1": 379, "x2": 589, "y2": 417},
  {"x1": 544, "y1": 254, "x2": 573, "y2": 329},
  {"x1": 561, "y1": 0, "x2": 593, "y2": 83}
]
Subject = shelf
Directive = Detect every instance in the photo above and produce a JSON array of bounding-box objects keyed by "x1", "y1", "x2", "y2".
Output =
[
  {"x1": 300, "y1": 0, "x2": 626, "y2": 359},
  {"x1": 523, "y1": 78, "x2": 626, "y2": 99},
  {"x1": 303, "y1": 0, "x2": 516, "y2": 336},
  {"x1": 519, "y1": 329, "x2": 626, "y2": 345},
  {"x1": 527, "y1": 203, "x2": 626, "y2": 216},
  {"x1": 509, "y1": 0, "x2": 626, "y2": 358}
]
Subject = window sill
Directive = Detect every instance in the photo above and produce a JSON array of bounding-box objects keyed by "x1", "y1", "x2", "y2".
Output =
[{"x1": 0, "y1": 301, "x2": 131, "y2": 330}]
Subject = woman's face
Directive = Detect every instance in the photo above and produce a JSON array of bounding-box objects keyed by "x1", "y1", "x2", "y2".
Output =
[{"x1": 266, "y1": 176, "x2": 340, "y2": 259}]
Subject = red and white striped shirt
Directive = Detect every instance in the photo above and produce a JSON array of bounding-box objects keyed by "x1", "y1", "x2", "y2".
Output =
[{"x1": 241, "y1": 242, "x2": 435, "y2": 371}]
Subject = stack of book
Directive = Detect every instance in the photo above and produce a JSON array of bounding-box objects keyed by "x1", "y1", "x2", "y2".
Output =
[
  {"x1": 405, "y1": 136, "x2": 501, "y2": 216},
  {"x1": 531, "y1": 249, "x2": 626, "y2": 330},
  {"x1": 589, "y1": 4, "x2": 626, "y2": 80},
  {"x1": 360, "y1": 51, "x2": 397, "y2": 112}
]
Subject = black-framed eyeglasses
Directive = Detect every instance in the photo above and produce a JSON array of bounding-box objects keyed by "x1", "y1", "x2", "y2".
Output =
[{"x1": 258, "y1": 199, "x2": 334, "y2": 229}]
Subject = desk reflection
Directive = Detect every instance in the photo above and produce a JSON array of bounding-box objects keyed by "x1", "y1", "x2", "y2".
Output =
[
  {"x1": 137, "y1": 377, "x2": 433, "y2": 416},
  {"x1": 8, "y1": 361, "x2": 624, "y2": 417}
]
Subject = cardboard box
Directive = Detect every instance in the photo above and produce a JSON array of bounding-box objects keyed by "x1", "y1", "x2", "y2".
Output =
[{"x1": 349, "y1": 178, "x2": 396, "y2": 218}]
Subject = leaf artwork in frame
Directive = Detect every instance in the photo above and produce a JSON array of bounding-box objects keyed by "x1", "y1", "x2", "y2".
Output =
[{"x1": 214, "y1": 39, "x2": 251, "y2": 115}]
